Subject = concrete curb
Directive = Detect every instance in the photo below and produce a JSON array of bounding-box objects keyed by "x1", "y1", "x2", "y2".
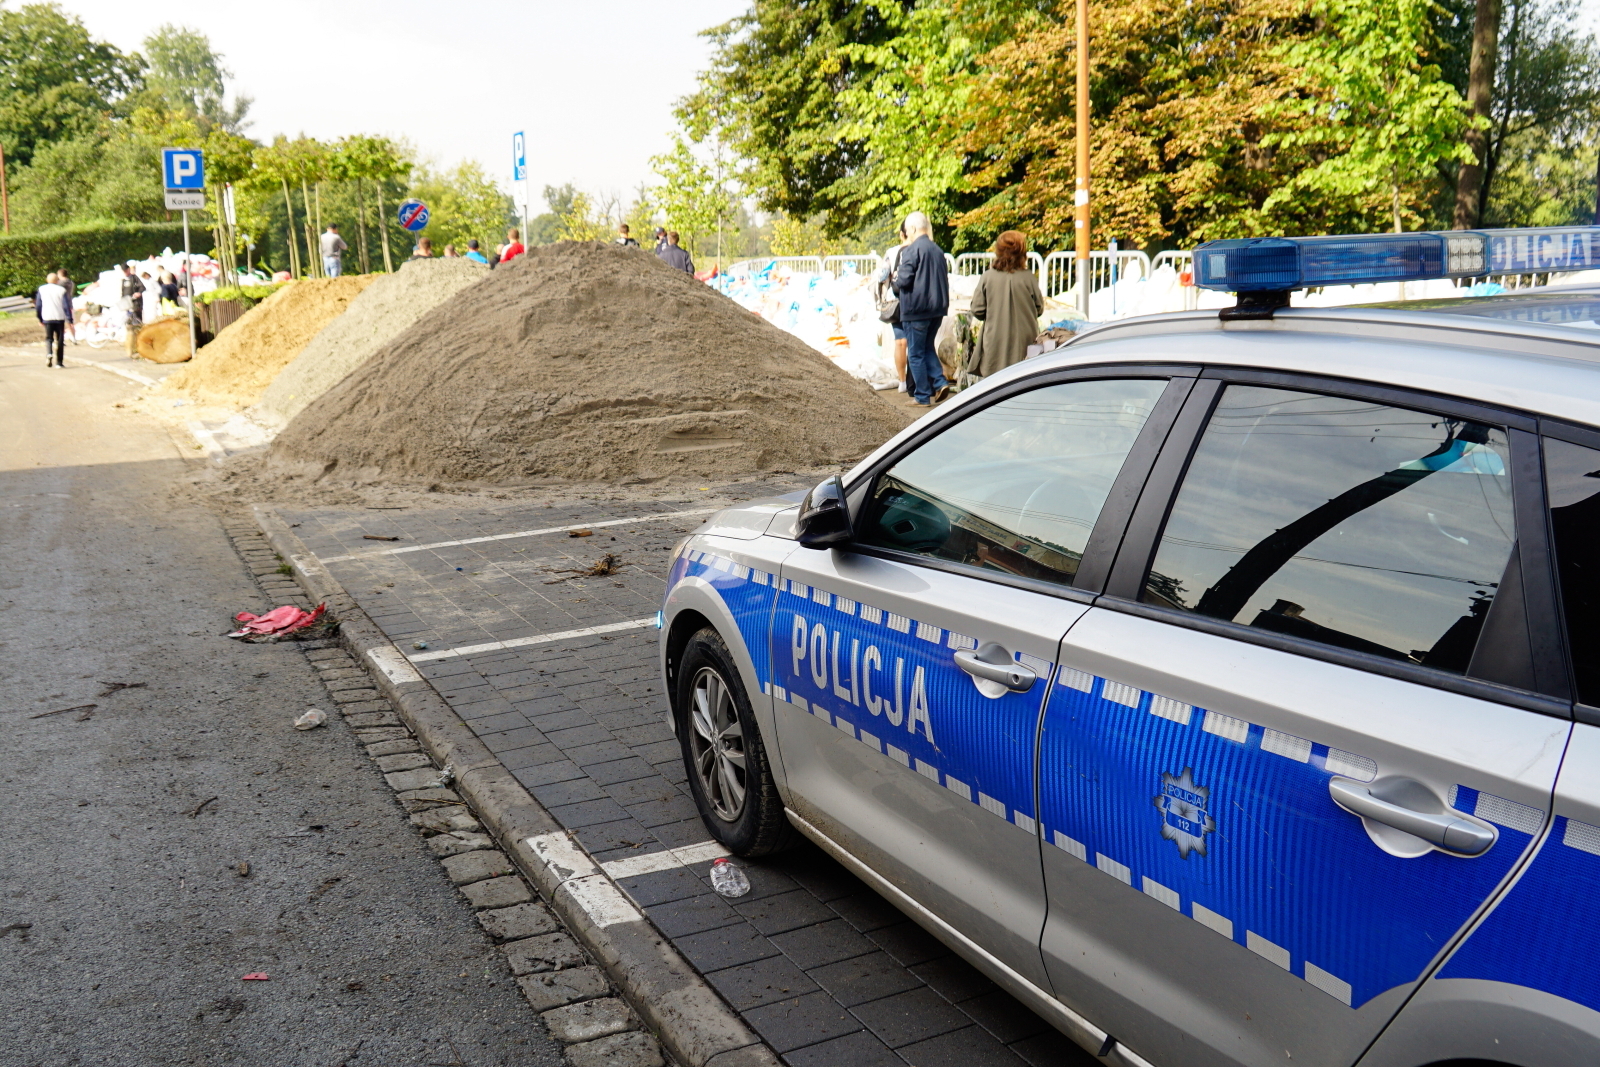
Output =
[{"x1": 253, "y1": 505, "x2": 779, "y2": 1067}]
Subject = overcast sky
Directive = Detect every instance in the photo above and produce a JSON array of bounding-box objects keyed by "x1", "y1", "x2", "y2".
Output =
[{"x1": 55, "y1": 0, "x2": 749, "y2": 213}]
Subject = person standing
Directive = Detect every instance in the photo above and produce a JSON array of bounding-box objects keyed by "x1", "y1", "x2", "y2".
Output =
[
  {"x1": 653, "y1": 227, "x2": 668, "y2": 254},
  {"x1": 35, "y1": 271, "x2": 68, "y2": 367},
  {"x1": 656, "y1": 231, "x2": 694, "y2": 273},
  {"x1": 616, "y1": 224, "x2": 640, "y2": 248},
  {"x1": 321, "y1": 224, "x2": 348, "y2": 277},
  {"x1": 139, "y1": 270, "x2": 161, "y2": 324},
  {"x1": 157, "y1": 269, "x2": 180, "y2": 316},
  {"x1": 969, "y1": 231, "x2": 1045, "y2": 378},
  {"x1": 875, "y1": 223, "x2": 912, "y2": 392},
  {"x1": 893, "y1": 211, "x2": 951, "y2": 406},
  {"x1": 463, "y1": 239, "x2": 489, "y2": 264},
  {"x1": 500, "y1": 228, "x2": 526, "y2": 264},
  {"x1": 410, "y1": 237, "x2": 434, "y2": 260},
  {"x1": 119, "y1": 264, "x2": 145, "y2": 357},
  {"x1": 56, "y1": 269, "x2": 76, "y2": 345}
]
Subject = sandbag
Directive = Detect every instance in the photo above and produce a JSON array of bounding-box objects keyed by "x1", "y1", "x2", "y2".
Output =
[{"x1": 137, "y1": 317, "x2": 192, "y2": 363}]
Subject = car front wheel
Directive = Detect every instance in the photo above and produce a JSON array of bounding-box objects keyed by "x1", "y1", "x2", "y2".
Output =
[{"x1": 675, "y1": 627, "x2": 795, "y2": 857}]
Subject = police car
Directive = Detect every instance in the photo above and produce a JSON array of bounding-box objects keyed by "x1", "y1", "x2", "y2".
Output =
[{"x1": 659, "y1": 226, "x2": 1600, "y2": 1067}]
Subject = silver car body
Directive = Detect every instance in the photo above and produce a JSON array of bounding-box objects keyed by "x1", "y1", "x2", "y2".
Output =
[{"x1": 659, "y1": 293, "x2": 1600, "y2": 1067}]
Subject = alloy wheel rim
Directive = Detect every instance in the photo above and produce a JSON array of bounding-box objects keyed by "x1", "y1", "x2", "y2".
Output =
[{"x1": 689, "y1": 666, "x2": 747, "y2": 822}]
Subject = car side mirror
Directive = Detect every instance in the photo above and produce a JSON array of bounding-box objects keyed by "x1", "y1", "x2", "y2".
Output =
[{"x1": 797, "y1": 475, "x2": 853, "y2": 548}]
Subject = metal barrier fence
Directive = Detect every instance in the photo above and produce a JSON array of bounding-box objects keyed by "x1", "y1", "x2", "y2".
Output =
[
  {"x1": 1153, "y1": 250, "x2": 1198, "y2": 310},
  {"x1": 1040, "y1": 251, "x2": 1153, "y2": 300},
  {"x1": 953, "y1": 252, "x2": 1046, "y2": 278},
  {"x1": 822, "y1": 255, "x2": 883, "y2": 278},
  {"x1": 725, "y1": 256, "x2": 826, "y2": 275}
]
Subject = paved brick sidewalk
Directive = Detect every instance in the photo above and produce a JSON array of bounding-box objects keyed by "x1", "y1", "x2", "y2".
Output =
[{"x1": 281, "y1": 485, "x2": 1095, "y2": 1067}]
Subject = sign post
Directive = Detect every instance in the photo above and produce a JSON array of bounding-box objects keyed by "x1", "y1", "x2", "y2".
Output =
[
  {"x1": 162, "y1": 148, "x2": 205, "y2": 361},
  {"x1": 512, "y1": 131, "x2": 528, "y2": 246}
]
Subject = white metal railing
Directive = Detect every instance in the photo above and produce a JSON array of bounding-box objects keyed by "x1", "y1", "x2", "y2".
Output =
[
  {"x1": 1153, "y1": 250, "x2": 1198, "y2": 310},
  {"x1": 725, "y1": 256, "x2": 826, "y2": 276},
  {"x1": 1041, "y1": 250, "x2": 1152, "y2": 300},
  {"x1": 953, "y1": 252, "x2": 1046, "y2": 278},
  {"x1": 822, "y1": 255, "x2": 883, "y2": 278}
]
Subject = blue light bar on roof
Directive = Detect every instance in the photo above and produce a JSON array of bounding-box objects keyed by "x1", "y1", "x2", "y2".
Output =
[{"x1": 1193, "y1": 226, "x2": 1600, "y2": 292}]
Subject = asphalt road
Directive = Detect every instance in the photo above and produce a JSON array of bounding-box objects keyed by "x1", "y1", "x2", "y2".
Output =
[{"x1": 0, "y1": 345, "x2": 562, "y2": 1067}]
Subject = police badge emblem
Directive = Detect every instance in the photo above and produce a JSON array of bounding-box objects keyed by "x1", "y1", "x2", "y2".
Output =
[{"x1": 1155, "y1": 768, "x2": 1215, "y2": 858}]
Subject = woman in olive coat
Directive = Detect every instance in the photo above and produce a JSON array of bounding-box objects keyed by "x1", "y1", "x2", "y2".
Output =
[{"x1": 969, "y1": 230, "x2": 1045, "y2": 378}]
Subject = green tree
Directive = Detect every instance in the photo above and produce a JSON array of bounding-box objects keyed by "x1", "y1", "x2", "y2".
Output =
[
  {"x1": 683, "y1": 0, "x2": 903, "y2": 233},
  {"x1": 957, "y1": 0, "x2": 1328, "y2": 249},
  {"x1": 406, "y1": 160, "x2": 516, "y2": 255},
  {"x1": 0, "y1": 2, "x2": 141, "y2": 167},
  {"x1": 1266, "y1": 0, "x2": 1473, "y2": 233},
  {"x1": 831, "y1": 0, "x2": 1041, "y2": 230},
  {"x1": 1475, "y1": 0, "x2": 1600, "y2": 225},
  {"x1": 527, "y1": 183, "x2": 577, "y2": 245},
  {"x1": 650, "y1": 133, "x2": 736, "y2": 262},
  {"x1": 141, "y1": 24, "x2": 251, "y2": 133}
]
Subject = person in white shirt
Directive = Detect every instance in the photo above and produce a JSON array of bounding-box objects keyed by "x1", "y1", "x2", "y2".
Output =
[
  {"x1": 35, "y1": 271, "x2": 68, "y2": 368},
  {"x1": 320, "y1": 224, "x2": 348, "y2": 277}
]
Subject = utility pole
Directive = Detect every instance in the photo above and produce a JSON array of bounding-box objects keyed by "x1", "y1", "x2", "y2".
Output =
[
  {"x1": 0, "y1": 139, "x2": 10, "y2": 234},
  {"x1": 1075, "y1": 0, "x2": 1091, "y2": 317}
]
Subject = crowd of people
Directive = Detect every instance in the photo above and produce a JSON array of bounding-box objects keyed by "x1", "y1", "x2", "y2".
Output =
[
  {"x1": 30, "y1": 260, "x2": 188, "y2": 364},
  {"x1": 874, "y1": 212, "x2": 1040, "y2": 406},
  {"x1": 27, "y1": 214, "x2": 1040, "y2": 402},
  {"x1": 411, "y1": 227, "x2": 527, "y2": 268}
]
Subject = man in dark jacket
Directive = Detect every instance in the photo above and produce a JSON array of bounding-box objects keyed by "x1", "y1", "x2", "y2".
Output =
[
  {"x1": 120, "y1": 263, "x2": 145, "y2": 356},
  {"x1": 893, "y1": 211, "x2": 950, "y2": 405},
  {"x1": 657, "y1": 231, "x2": 695, "y2": 274}
]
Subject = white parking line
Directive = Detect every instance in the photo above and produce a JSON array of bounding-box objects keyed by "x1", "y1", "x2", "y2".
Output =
[
  {"x1": 600, "y1": 840, "x2": 732, "y2": 880},
  {"x1": 408, "y1": 616, "x2": 657, "y2": 663},
  {"x1": 319, "y1": 508, "x2": 718, "y2": 563}
]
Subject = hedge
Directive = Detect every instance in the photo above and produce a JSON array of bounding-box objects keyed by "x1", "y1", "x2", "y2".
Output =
[{"x1": 0, "y1": 222, "x2": 215, "y2": 298}]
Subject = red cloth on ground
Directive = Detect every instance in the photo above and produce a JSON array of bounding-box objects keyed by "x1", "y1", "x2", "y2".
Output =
[{"x1": 228, "y1": 603, "x2": 326, "y2": 638}]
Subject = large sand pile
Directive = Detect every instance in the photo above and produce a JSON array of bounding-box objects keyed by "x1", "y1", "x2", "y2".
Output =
[
  {"x1": 268, "y1": 241, "x2": 912, "y2": 486},
  {"x1": 252, "y1": 258, "x2": 488, "y2": 430},
  {"x1": 163, "y1": 276, "x2": 377, "y2": 407}
]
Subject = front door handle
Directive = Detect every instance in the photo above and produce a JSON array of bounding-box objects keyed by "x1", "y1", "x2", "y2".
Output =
[
  {"x1": 1329, "y1": 778, "x2": 1496, "y2": 856},
  {"x1": 954, "y1": 643, "x2": 1036, "y2": 696}
]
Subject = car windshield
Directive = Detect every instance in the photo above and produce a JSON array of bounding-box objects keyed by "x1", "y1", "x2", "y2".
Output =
[{"x1": 1373, "y1": 289, "x2": 1600, "y2": 332}]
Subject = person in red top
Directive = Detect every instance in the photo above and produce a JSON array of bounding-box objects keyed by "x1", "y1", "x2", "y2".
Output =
[{"x1": 499, "y1": 228, "x2": 526, "y2": 264}]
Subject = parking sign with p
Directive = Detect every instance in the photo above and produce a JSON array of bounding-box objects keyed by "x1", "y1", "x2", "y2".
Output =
[{"x1": 162, "y1": 148, "x2": 205, "y2": 190}]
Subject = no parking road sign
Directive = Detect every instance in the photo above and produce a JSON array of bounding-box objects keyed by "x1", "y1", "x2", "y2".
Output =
[
  {"x1": 398, "y1": 199, "x2": 431, "y2": 232},
  {"x1": 162, "y1": 147, "x2": 205, "y2": 209}
]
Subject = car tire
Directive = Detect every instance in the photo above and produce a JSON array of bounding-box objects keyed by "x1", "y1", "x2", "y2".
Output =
[{"x1": 675, "y1": 626, "x2": 796, "y2": 857}]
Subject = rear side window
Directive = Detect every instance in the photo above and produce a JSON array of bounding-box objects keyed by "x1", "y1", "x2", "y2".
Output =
[
  {"x1": 1545, "y1": 438, "x2": 1600, "y2": 706},
  {"x1": 858, "y1": 378, "x2": 1167, "y2": 586},
  {"x1": 1143, "y1": 385, "x2": 1515, "y2": 673}
]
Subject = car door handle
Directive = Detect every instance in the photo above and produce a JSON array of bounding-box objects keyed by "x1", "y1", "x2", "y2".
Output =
[
  {"x1": 954, "y1": 644, "x2": 1036, "y2": 694},
  {"x1": 1328, "y1": 778, "x2": 1496, "y2": 856}
]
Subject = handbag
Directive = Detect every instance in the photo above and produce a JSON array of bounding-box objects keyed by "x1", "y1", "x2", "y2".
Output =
[{"x1": 877, "y1": 295, "x2": 900, "y2": 324}]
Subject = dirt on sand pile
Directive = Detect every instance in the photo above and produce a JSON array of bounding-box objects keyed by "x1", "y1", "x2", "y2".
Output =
[
  {"x1": 268, "y1": 241, "x2": 912, "y2": 486},
  {"x1": 163, "y1": 276, "x2": 377, "y2": 407},
  {"x1": 251, "y1": 258, "x2": 487, "y2": 429}
]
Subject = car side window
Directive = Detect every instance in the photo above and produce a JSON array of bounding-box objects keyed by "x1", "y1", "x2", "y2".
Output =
[
  {"x1": 1544, "y1": 437, "x2": 1600, "y2": 707},
  {"x1": 1142, "y1": 385, "x2": 1515, "y2": 674},
  {"x1": 857, "y1": 378, "x2": 1167, "y2": 586}
]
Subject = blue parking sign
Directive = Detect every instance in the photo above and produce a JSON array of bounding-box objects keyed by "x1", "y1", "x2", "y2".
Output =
[
  {"x1": 513, "y1": 132, "x2": 527, "y2": 182},
  {"x1": 162, "y1": 148, "x2": 205, "y2": 190}
]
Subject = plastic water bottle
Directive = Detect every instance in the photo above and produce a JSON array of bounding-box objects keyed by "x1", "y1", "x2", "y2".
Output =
[{"x1": 709, "y1": 858, "x2": 750, "y2": 898}]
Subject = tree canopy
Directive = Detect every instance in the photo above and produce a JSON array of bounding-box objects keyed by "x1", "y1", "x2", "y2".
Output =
[{"x1": 682, "y1": 0, "x2": 1600, "y2": 251}]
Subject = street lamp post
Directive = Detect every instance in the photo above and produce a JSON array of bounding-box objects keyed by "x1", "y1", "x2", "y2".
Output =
[{"x1": 1074, "y1": 0, "x2": 1091, "y2": 317}]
